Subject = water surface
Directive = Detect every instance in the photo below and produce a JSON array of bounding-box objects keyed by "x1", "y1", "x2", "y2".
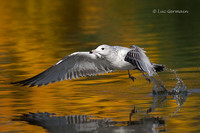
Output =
[{"x1": 0, "y1": 0, "x2": 200, "y2": 133}]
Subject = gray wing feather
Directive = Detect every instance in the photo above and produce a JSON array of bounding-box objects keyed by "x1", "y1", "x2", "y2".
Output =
[
  {"x1": 12, "y1": 52, "x2": 114, "y2": 87},
  {"x1": 124, "y1": 45, "x2": 156, "y2": 76}
]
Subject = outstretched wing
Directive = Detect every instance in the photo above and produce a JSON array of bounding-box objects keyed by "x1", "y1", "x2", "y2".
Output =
[
  {"x1": 124, "y1": 45, "x2": 156, "y2": 76},
  {"x1": 12, "y1": 52, "x2": 115, "y2": 87}
]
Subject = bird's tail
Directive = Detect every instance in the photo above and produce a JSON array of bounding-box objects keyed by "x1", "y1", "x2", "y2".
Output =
[{"x1": 153, "y1": 63, "x2": 165, "y2": 72}]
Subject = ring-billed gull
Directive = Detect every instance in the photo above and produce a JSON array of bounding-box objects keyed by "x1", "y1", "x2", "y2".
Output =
[{"x1": 12, "y1": 44, "x2": 165, "y2": 87}]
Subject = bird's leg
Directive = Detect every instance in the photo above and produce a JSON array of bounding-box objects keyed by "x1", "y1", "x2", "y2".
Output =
[
  {"x1": 129, "y1": 106, "x2": 137, "y2": 124},
  {"x1": 142, "y1": 72, "x2": 151, "y2": 83},
  {"x1": 128, "y1": 70, "x2": 136, "y2": 82},
  {"x1": 146, "y1": 107, "x2": 153, "y2": 114}
]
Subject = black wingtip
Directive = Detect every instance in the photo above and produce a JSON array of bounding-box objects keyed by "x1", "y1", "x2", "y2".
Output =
[
  {"x1": 10, "y1": 81, "x2": 23, "y2": 85},
  {"x1": 154, "y1": 64, "x2": 165, "y2": 72},
  {"x1": 10, "y1": 80, "x2": 36, "y2": 87}
]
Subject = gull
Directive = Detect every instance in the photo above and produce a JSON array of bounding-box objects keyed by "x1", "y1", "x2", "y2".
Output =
[{"x1": 12, "y1": 44, "x2": 165, "y2": 87}]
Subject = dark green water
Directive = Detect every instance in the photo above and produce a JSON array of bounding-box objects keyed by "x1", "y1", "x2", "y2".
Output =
[{"x1": 0, "y1": 0, "x2": 200, "y2": 133}]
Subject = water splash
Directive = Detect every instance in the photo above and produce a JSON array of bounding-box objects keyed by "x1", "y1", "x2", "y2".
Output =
[
  {"x1": 135, "y1": 67, "x2": 187, "y2": 95},
  {"x1": 167, "y1": 68, "x2": 187, "y2": 94},
  {"x1": 150, "y1": 76, "x2": 167, "y2": 95},
  {"x1": 150, "y1": 67, "x2": 187, "y2": 95},
  {"x1": 135, "y1": 73, "x2": 167, "y2": 94},
  {"x1": 149, "y1": 68, "x2": 188, "y2": 117}
]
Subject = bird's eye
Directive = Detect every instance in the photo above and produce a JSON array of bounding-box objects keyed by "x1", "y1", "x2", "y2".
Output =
[{"x1": 101, "y1": 48, "x2": 105, "y2": 50}]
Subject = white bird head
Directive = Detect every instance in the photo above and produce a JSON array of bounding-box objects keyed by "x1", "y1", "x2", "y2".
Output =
[{"x1": 90, "y1": 44, "x2": 111, "y2": 56}]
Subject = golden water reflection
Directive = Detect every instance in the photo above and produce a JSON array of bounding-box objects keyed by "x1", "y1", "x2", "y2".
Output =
[{"x1": 0, "y1": 0, "x2": 200, "y2": 133}]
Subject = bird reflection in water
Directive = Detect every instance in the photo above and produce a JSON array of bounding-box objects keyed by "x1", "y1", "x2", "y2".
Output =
[
  {"x1": 15, "y1": 110, "x2": 165, "y2": 133},
  {"x1": 14, "y1": 90, "x2": 188, "y2": 133}
]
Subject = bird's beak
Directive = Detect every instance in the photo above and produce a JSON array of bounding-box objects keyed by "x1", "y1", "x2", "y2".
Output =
[{"x1": 89, "y1": 50, "x2": 97, "y2": 54}]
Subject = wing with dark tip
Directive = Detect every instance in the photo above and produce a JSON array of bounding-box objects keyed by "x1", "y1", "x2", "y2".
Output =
[
  {"x1": 124, "y1": 45, "x2": 156, "y2": 76},
  {"x1": 11, "y1": 52, "x2": 115, "y2": 87}
]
